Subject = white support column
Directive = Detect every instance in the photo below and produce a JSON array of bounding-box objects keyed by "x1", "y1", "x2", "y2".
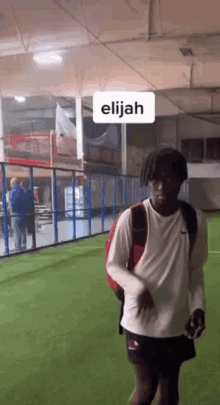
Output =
[
  {"x1": 75, "y1": 97, "x2": 85, "y2": 218},
  {"x1": 76, "y1": 97, "x2": 84, "y2": 171},
  {"x1": 121, "y1": 123, "x2": 127, "y2": 175},
  {"x1": 50, "y1": 130, "x2": 55, "y2": 232},
  {"x1": 0, "y1": 96, "x2": 4, "y2": 162}
]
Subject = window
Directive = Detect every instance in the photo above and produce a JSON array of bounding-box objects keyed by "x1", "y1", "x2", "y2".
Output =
[
  {"x1": 181, "y1": 139, "x2": 204, "y2": 162},
  {"x1": 89, "y1": 145, "x2": 101, "y2": 160},
  {"x1": 206, "y1": 138, "x2": 220, "y2": 160},
  {"x1": 101, "y1": 147, "x2": 113, "y2": 163},
  {"x1": 113, "y1": 151, "x2": 121, "y2": 164}
]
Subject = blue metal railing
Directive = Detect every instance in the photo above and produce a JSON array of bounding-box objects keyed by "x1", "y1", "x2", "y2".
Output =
[{"x1": 0, "y1": 161, "x2": 189, "y2": 257}]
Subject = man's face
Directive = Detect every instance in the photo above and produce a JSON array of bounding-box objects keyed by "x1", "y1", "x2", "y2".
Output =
[{"x1": 149, "y1": 164, "x2": 182, "y2": 208}]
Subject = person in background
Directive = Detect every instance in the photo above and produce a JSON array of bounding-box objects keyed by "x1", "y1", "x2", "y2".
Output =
[
  {"x1": 6, "y1": 188, "x2": 11, "y2": 234},
  {"x1": 20, "y1": 180, "x2": 35, "y2": 249},
  {"x1": 10, "y1": 178, "x2": 26, "y2": 252}
]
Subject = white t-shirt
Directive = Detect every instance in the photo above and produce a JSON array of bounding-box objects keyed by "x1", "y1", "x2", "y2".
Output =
[{"x1": 106, "y1": 198, "x2": 208, "y2": 338}]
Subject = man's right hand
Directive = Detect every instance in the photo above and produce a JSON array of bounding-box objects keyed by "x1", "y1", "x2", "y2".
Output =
[{"x1": 136, "y1": 286, "x2": 155, "y2": 320}]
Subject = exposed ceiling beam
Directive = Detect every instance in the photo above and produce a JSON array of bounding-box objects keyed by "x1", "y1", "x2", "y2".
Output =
[
  {"x1": 147, "y1": 30, "x2": 220, "y2": 42},
  {"x1": 8, "y1": 104, "x2": 92, "y2": 113}
]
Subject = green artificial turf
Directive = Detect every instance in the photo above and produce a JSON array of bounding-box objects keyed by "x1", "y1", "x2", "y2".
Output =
[{"x1": 0, "y1": 215, "x2": 219, "y2": 405}]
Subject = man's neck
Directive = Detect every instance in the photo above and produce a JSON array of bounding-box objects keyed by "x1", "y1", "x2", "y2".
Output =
[{"x1": 150, "y1": 198, "x2": 180, "y2": 217}]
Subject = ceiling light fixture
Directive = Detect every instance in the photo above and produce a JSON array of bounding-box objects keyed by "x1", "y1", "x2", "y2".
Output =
[
  {"x1": 14, "y1": 96, "x2": 26, "y2": 103},
  {"x1": 33, "y1": 51, "x2": 63, "y2": 65}
]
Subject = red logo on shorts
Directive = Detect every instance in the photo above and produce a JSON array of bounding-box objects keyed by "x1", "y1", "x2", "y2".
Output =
[{"x1": 128, "y1": 340, "x2": 139, "y2": 350}]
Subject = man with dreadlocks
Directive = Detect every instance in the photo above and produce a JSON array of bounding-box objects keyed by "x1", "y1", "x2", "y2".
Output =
[{"x1": 106, "y1": 148, "x2": 208, "y2": 405}]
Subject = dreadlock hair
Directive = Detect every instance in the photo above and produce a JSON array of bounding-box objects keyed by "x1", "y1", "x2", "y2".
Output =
[{"x1": 140, "y1": 148, "x2": 188, "y2": 187}]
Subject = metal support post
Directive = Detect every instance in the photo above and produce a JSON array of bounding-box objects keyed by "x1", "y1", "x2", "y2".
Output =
[
  {"x1": 121, "y1": 124, "x2": 127, "y2": 176},
  {"x1": 123, "y1": 175, "x2": 128, "y2": 208},
  {"x1": 101, "y1": 175, "x2": 105, "y2": 233},
  {"x1": 123, "y1": 176, "x2": 125, "y2": 207},
  {"x1": 132, "y1": 179, "x2": 134, "y2": 205},
  {"x1": 0, "y1": 96, "x2": 4, "y2": 163},
  {"x1": 30, "y1": 167, "x2": 36, "y2": 249},
  {"x1": 88, "y1": 174, "x2": 91, "y2": 236},
  {"x1": 76, "y1": 97, "x2": 84, "y2": 171},
  {"x1": 113, "y1": 176, "x2": 117, "y2": 217},
  {"x1": 72, "y1": 171, "x2": 76, "y2": 240},
  {"x1": 2, "y1": 163, "x2": 9, "y2": 255},
  {"x1": 52, "y1": 169, "x2": 58, "y2": 244}
]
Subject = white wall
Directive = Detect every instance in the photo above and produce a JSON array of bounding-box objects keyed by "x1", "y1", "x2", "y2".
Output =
[
  {"x1": 156, "y1": 115, "x2": 220, "y2": 210},
  {"x1": 187, "y1": 163, "x2": 220, "y2": 178},
  {"x1": 178, "y1": 114, "x2": 220, "y2": 139},
  {"x1": 189, "y1": 179, "x2": 220, "y2": 210}
]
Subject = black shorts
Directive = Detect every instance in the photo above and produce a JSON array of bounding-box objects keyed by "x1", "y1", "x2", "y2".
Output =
[{"x1": 124, "y1": 328, "x2": 196, "y2": 375}]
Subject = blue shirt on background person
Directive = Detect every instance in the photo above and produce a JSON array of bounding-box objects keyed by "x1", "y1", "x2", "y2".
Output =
[
  {"x1": 24, "y1": 187, "x2": 34, "y2": 215},
  {"x1": 9, "y1": 178, "x2": 27, "y2": 251},
  {"x1": 10, "y1": 185, "x2": 26, "y2": 219}
]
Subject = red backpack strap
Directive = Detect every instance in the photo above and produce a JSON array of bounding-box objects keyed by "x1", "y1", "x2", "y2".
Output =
[
  {"x1": 105, "y1": 203, "x2": 147, "y2": 335},
  {"x1": 127, "y1": 203, "x2": 147, "y2": 270},
  {"x1": 105, "y1": 213, "x2": 122, "y2": 261},
  {"x1": 119, "y1": 203, "x2": 147, "y2": 335},
  {"x1": 179, "y1": 200, "x2": 198, "y2": 259},
  {"x1": 105, "y1": 212, "x2": 123, "y2": 292}
]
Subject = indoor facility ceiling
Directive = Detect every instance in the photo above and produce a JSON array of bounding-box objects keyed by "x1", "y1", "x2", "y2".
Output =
[{"x1": 1, "y1": 0, "x2": 220, "y2": 118}]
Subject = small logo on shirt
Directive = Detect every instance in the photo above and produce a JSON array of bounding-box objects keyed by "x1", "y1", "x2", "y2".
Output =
[{"x1": 128, "y1": 340, "x2": 139, "y2": 350}]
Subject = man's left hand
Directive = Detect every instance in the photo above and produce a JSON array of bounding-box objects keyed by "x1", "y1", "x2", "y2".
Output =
[{"x1": 184, "y1": 309, "x2": 206, "y2": 339}]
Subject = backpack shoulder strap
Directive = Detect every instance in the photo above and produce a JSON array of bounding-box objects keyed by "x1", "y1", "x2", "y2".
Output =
[
  {"x1": 127, "y1": 203, "x2": 147, "y2": 270},
  {"x1": 132, "y1": 203, "x2": 147, "y2": 247},
  {"x1": 119, "y1": 203, "x2": 147, "y2": 335},
  {"x1": 179, "y1": 200, "x2": 198, "y2": 258}
]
